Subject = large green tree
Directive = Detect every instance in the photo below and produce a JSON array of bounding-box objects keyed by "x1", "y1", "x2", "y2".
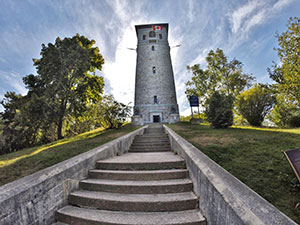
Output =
[
  {"x1": 24, "y1": 34, "x2": 105, "y2": 139},
  {"x1": 268, "y1": 17, "x2": 300, "y2": 107},
  {"x1": 186, "y1": 48, "x2": 254, "y2": 107},
  {"x1": 236, "y1": 84, "x2": 275, "y2": 126}
]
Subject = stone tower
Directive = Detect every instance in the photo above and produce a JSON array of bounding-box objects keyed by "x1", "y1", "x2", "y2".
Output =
[{"x1": 132, "y1": 23, "x2": 180, "y2": 125}]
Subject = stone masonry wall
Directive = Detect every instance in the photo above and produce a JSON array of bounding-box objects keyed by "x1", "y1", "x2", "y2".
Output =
[{"x1": 134, "y1": 24, "x2": 179, "y2": 124}]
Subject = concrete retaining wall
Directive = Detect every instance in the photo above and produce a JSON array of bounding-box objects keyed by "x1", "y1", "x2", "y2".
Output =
[
  {"x1": 0, "y1": 126, "x2": 146, "y2": 225},
  {"x1": 164, "y1": 125, "x2": 297, "y2": 225}
]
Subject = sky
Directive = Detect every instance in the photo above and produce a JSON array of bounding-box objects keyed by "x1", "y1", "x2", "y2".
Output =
[{"x1": 0, "y1": 0, "x2": 299, "y2": 115}]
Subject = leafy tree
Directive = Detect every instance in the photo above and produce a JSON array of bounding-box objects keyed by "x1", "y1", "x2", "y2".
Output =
[
  {"x1": 65, "y1": 95, "x2": 132, "y2": 134},
  {"x1": 236, "y1": 84, "x2": 275, "y2": 126},
  {"x1": 267, "y1": 94, "x2": 300, "y2": 127},
  {"x1": 24, "y1": 34, "x2": 105, "y2": 139},
  {"x1": 186, "y1": 48, "x2": 254, "y2": 107},
  {"x1": 0, "y1": 92, "x2": 28, "y2": 153},
  {"x1": 206, "y1": 91, "x2": 233, "y2": 128},
  {"x1": 98, "y1": 95, "x2": 132, "y2": 129},
  {"x1": 268, "y1": 17, "x2": 300, "y2": 107}
]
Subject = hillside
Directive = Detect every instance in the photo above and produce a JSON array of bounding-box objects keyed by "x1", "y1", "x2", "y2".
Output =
[
  {"x1": 0, "y1": 124, "x2": 139, "y2": 186},
  {"x1": 168, "y1": 122, "x2": 300, "y2": 223}
]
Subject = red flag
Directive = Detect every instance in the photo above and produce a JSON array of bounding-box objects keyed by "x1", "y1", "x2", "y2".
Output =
[{"x1": 153, "y1": 26, "x2": 162, "y2": 31}]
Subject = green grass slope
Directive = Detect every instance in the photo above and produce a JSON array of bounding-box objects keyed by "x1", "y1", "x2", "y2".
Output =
[
  {"x1": 168, "y1": 122, "x2": 300, "y2": 224},
  {"x1": 0, "y1": 124, "x2": 139, "y2": 186}
]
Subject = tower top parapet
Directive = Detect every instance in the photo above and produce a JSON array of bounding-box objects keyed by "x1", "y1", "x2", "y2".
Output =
[
  {"x1": 135, "y1": 23, "x2": 169, "y2": 45},
  {"x1": 135, "y1": 23, "x2": 168, "y2": 36}
]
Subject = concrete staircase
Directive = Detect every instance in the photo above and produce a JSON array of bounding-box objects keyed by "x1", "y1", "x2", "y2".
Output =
[{"x1": 55, "y1": 124, "x2": 206, "y2": 225}]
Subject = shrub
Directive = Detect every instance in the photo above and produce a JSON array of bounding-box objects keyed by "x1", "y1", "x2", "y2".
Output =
[
  {"x1": 206, "y1": 91, "x2": 233, "y2": 128},
  {"x1": 236, "y1": 84, "x2": 275, "y2": 126},
  {"x1": 288, "y1": 116, "x2": 300, "y2": 128}
]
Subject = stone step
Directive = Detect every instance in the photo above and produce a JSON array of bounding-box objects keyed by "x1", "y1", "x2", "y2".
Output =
[
  {"x1": 130, "y1": 144, "x2": 170, "y2": 148},
  {"x1": 96, "y1": 152, "x2": 185, "y2": 170},
  {"x1": 145, "y1": 127, "x2": 164, "y2": 130},
  {"x1": 143, "y1": 132, "x2": 166, "y2": 135},
  {"x1": 69, "y1": 190, "x2": 198, "y2": 212},
  {"x1": 56, "y1": 205, "x2": 206, "y2": 225},
  {"x1": 96, "y1": 160, "x2": 184, "y2": 170},
  {"x1": 132, "y1": 142, "x2": 170, "y2": 146},
  {"x1": 131, "y1": 142, "x2": 170, "y2": 147},
  {"x1": 135, "y1": 135, "x2": 168, "y2": 139},
  {"x1": 133, "y1": 140, "x2": 169, "y2": 144},
  {"x1": 79, "y1": 178, "x2": 193, "y2": 194},
  {"x1": 129, "y1": 148, "x2": 171, "y2": 153},
  {"x1": 133, "y1": 139, "x2": 170, "y2": 144},
  {"x1": 130, "y1": 146, "x2": 171, "y2": 150},
  {"x1": 88, "y1": 169, "x2": 189, "y2": 180},
  {"x1": 138, "y1": 133, "x2": 168, "y2": 137}
]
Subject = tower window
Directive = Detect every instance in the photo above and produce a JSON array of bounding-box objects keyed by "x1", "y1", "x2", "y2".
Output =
[
  {"x1": 143, "y1": 35, "x2": 146, "y2": 40},
  {"x1": 152, "y1": 46, "x2": 155, "y2": 51},
  {"x1": 159, "y1": 34, "x2": 162, "y2": 39},
  {"x1": 149, "y1": 31, "x2": 156, "y2": 38},
  {"x1": 152, "y1": 66, "x2": 156, "y2": 74},
  {"x1": 154, "y1": 96, "x2": 158, "y2": 104}
]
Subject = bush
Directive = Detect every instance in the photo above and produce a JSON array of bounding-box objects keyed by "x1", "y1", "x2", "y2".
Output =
[
  {"x1": 236, "y1": 84, "x2": 275, "y2": 126},
  {"x1": 267, "y1": 94, "x2": 300, "y2": 127},
  {"x1": 288, "y1": 116, "x2": 300, "y2": 128},
  {"x1": 206, "y1": 91, "x2": 233, "y2": 128}
]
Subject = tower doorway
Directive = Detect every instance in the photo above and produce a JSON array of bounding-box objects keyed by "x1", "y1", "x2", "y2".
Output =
[{"x1": 153, "y1": 115, "x2": 160, "y2": 123}]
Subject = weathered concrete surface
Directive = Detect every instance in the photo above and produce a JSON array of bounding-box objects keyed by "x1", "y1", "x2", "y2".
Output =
[
  {"x1": 68, "y1": 190, "x2": 198, "y2": 211},
  {"x1": 56, "y1": 206, "x2": 205, "y2": 225},
  {"x1": 55, "y1": 124, "x2": 206, "y2": 224},
  {"x1": 0, "y1": 126, "x2": 146, "y2": 225},
  {"x1": 164, "y1": 125, "x2": 297, "y2": 225}
]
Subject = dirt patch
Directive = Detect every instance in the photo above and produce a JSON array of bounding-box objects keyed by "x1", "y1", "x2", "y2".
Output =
[
  {"x1": 171, "y1": 125, "x2": 190, "y2": 132},
  {"x1": 190, "y1": 135, "x2": 238, "y2": 147}
]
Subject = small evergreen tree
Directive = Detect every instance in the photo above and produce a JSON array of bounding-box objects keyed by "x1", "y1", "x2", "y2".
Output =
[{"x1": 206, "y1": 91, "x2": 233, "y2": 128}]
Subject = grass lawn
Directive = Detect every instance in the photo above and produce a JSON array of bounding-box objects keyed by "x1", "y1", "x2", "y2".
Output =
[
  {"x1": 168, "y1": 122, "x2": 300, "y2": 224},
  {"x1": 0, "y1": 124, "x2": 140, "y2": 187}
]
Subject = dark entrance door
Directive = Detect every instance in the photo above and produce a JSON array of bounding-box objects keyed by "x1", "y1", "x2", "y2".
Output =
[{"x1": 153, "y1": 115, "x2": 160, "y2": 123}]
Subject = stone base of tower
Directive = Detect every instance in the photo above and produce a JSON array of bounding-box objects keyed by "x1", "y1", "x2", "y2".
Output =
[
  {"x1": 132, "y1": 115, "x2": 144, "y2": 126},
  {"x1": 168, "y1": 113, "x2": 180, "y2": 124},
  {"x1": 133, "y1": 104, "x2": 179, "y2": 125}
]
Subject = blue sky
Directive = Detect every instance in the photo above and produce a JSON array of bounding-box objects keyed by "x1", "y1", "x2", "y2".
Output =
[{"x1": 0, "y1": 0, "x2": 299, "y2": 115}]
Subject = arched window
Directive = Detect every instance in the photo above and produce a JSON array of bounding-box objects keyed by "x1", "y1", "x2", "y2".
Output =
[
  {"x1": 149, "y1": 31, "x2": 156, "y2": 38},
  {"x1": 152, "y1": 46, "x2": 155, "y2": 51}
]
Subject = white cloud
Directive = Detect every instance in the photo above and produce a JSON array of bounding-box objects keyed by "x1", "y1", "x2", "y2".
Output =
[
  {"x1": 0, "y1": 70, "x2": 27, "y2": 95},
  {"x1": 189, "y1": 49, "x2": 209, "y2": 67},
  {"x1": 102, "y1": 26, "x2": 137, "y2": 105},
  {"x1": 230, "y1": 0, "x2": 294, "y2": 35},
  {"x1": 230, "y1": 0, "x2": 262, "y2": 33},
  {"x1": 273, "y1": 0, "x2": 294, "y2": 11},
  {"x1": 187, "y1": 0, "x2": 195, "y2": 23}
]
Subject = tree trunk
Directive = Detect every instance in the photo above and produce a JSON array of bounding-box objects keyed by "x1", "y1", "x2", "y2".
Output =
[
  {"x1": 57, "y1": 100, "x2": 66, "y2": 140},
  {"x1": 57, "y1": 117, "x2": 63, "y2": 140}
]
